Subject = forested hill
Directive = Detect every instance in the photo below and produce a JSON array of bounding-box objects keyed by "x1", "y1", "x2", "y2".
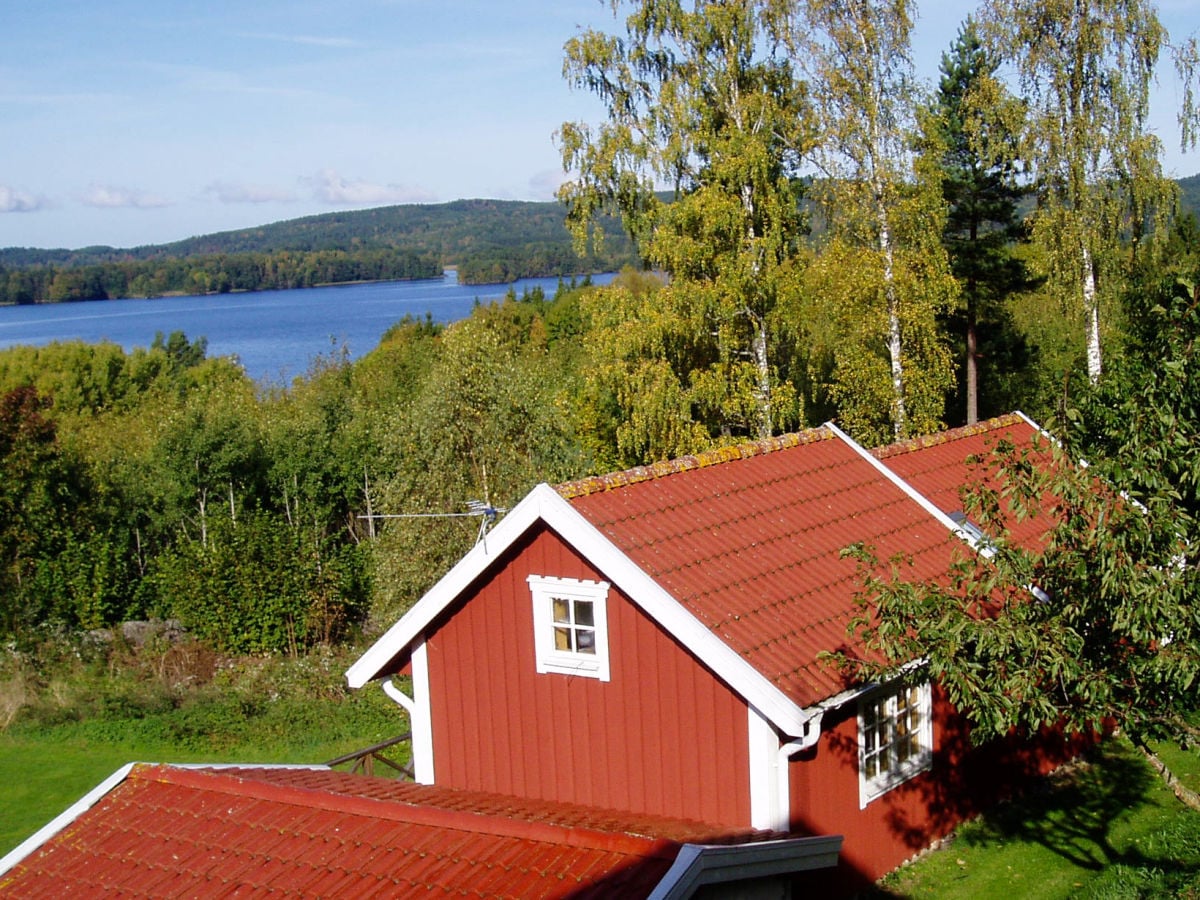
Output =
[
  {"x1": 1179, "y1": 174, "x2": 1200, "y2": 218},
  {"x1": 0, "y1": 199, "x2": 637, "y2": 288}
]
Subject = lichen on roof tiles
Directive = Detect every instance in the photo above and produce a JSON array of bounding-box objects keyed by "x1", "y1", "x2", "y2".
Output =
[{"x1": 555, "y1": 427, "x2": 834, "y2": 499}]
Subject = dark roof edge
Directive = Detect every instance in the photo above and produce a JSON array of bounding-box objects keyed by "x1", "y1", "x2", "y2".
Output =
[{"x1": 650, "y1": 834, "x2": 844, "y2": 899}]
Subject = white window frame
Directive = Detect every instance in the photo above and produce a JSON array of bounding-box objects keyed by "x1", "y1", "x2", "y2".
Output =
[
  {"x1": 858, "y1": 681, "x2": 933, "y2": 807},
  {"x1": 528, "y1": 574, "x2": 611, "y2": 682}
]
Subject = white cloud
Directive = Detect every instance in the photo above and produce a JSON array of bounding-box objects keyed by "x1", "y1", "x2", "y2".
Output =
[
  {"x1": 303, "y1": 168, "x2": 436, "y2": 205},
  {"x1": 81, "y1": 184, "x2": 172, "y2": 209},
  {"x1": 0, "y1": 184, "x2": 47, "y2": 213},
  {"x1": 204, "y1": 181, "x2": 297, "y2": 204}
]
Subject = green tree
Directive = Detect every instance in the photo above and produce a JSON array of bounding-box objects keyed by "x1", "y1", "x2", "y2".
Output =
[
  {"x1": 783, "y1": 0, "x2": 956, "y2": 441},
  {"x1": 559, "y1": 0, "x2": 814, "y2": 445},
  {"x1": 0, "y1": 386, "x2": 80, "y2": 636},
  {"x1": 981, "y1": 0, "x2": 1192, "y2": 383},
  {"x1": 847, "y1": 277, "x2": 1200, "y2": 806},
  {"x1": 930, "y1": 19, "x2": 1032, "y2": 424},
  {"x1": 370, "y1": 311, "x2": 587, "y2": 622}
]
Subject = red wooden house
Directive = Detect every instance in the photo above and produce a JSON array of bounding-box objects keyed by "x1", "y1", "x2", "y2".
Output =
[{"x1": 347, "y1": 412, "x2": 1072, "y2": 891}]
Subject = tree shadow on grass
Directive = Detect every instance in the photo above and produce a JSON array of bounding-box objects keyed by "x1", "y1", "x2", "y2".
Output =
[{"x1": 957, "y1": 738, "x2": 1200, "y2": 883}]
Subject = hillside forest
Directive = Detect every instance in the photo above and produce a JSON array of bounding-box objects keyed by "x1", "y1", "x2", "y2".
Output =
[
  {"x1": 0, "y1": 200, "x2": 638, "y2": 301},
  {"x1": 1, "y1": 0, "x2": 1199, "y2": 672}
]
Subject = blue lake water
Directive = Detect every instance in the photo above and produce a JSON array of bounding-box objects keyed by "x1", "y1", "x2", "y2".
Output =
[{"x1": 0, "y1": 270, "x2": 614, "y2": 385}]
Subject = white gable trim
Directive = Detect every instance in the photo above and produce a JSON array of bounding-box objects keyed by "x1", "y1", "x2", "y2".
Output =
[
  {"x1": 346, "y1": 484, "x2": 553, "y2": 689},
  {"x1": 346, "y1": 482, "x2": 815, "y2": 736},
  {"x1": 0, "y1": 762, "x2": 136, "y2": 877},
  {"x1": 827, "y1": 421, "x2": 992, "y2": 555}
]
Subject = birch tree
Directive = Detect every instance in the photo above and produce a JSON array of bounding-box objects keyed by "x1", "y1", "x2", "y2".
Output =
[
  {"x1": 981, "y1": 0, "x2": 1187, "y2": 383},
  {"x1": 782, "y1": 0, "x2": 956, "y2": 441},
  {"x1": 559, "y1": 0, "x2": 814, "y2": 446}
]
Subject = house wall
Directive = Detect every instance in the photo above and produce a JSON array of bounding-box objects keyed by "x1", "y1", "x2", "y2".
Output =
[
  {"x1": 423, "y1": 523, "x2": 754, "y2": 827},
  {"x1": 787, "y1": 686, "x2": 1081, "y2": 890}
]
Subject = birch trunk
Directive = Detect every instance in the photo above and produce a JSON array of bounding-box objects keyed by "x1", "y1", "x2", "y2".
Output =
[
  {"x1": 1083, "y1": 244, "x2": 1102, "y2": 383},
  {"x1": 879, "y1": 200, "x2": 906, "y2": 437},
  {"x1": 752, "y1": 313, "x2": 771, "y2": 439}
]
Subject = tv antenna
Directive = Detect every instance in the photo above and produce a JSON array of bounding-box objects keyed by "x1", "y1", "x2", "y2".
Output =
[{"x1": 359, "y1": 499, "x2": 508, "y2": 544}]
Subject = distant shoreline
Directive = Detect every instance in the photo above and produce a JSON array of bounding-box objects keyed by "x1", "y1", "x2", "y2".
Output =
[{"x1": 0, "y1": 268, "x2": 613, "y2": 310}]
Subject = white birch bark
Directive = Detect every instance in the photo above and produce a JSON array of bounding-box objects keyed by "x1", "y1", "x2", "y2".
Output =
[{"x1": 1083, "y1": 244, "x2": 1102, "y2": 383}]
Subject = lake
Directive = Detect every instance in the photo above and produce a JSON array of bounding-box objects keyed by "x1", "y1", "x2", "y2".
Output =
[{"x1": 0, "y1": 270, "x2": 615, "y2": 384}]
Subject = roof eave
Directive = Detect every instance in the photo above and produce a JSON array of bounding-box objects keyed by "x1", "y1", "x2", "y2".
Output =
[
  {"x1": 345, "y1": 483, "x2": 816, "y2": 735},
  {"x1": 649, "y1": 834, "x2": 843, "y2": 899}
]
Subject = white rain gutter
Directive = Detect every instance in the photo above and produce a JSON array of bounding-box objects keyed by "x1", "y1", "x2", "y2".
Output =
[{"x1": 382, "y1": 677, "x2": 415, "y2": 716}]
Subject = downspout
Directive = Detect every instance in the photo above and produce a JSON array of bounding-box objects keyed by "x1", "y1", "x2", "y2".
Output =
[
  {"x1": 379, "y1": 637, "x2": 435, "y2": 784},
  {"x1": 381, "y1": 678, "x2": 415, "y2": 716},
  {"x1": 780, "y1": 708, "x2": 825, "y2": 759},
  {"x1": 767, "y1": 708, "x2": 827, "y2": 831}
]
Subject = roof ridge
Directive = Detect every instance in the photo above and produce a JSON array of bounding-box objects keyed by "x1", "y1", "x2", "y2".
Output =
[
  {"x1": 555, "y1": 427, "x2": 835, "y2": 500},
  {"x1": 870, "y1": 413, "x2": 1026, "y2": 460},
  {"x1": 140, "y1": 765, "x2": 688, "y2": 860}
]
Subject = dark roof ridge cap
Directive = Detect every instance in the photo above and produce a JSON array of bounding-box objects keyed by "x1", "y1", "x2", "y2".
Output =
[
  {"x1": 140, "y1": 765, "x2": 719, "y2": 860},
  {"x1": 870, "y1": 413, "x2": 1027, "y2": 460},
  {"x1": 556, "y1": 427, "x2": 835, "y2": 500}
]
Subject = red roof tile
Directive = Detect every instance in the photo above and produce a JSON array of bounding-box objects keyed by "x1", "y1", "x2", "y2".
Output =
[
  {"x1": 559, "y1": 427, "x2": 962, "y2": 708},
  {"x1": 1, "y1": 765, "x2": 782, "y2": 899},
  {"x1": 874, "y1": 414, "x2": 1053, "y2": 549}
]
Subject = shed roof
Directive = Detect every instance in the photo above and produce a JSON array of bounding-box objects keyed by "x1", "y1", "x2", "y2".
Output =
[{"x1": 0, "y1": 764, "x2": 839, "y2": 898}]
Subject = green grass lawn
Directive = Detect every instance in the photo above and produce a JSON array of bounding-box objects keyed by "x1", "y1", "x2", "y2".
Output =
[
  {"x1": 5, "y1": 642, "x2": 1200, "y2": 898},
  {"x1": 876, "y1": 738, "x2": 1200, "y2": 898},
  {"x1": 0, "y1": 646, "x2": 409, "y2": 858}
]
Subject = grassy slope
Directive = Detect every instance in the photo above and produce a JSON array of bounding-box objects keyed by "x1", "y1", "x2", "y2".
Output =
[
  {"x1": 877, "y1": 739, "x2": 1200, "y2": 898},
  {"x1": 0, "y1": 646, "x2": 409, "y2": 857}
]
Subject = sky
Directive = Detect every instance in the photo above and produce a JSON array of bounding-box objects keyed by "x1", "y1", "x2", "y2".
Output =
[{"x1": 1, "y1": 0, "x2": 1197, "y2": 251}]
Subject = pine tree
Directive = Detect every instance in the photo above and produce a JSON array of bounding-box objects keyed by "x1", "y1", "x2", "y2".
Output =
[{"x1": 931, "y1": 19, "x2": 1031, "y2": 424}]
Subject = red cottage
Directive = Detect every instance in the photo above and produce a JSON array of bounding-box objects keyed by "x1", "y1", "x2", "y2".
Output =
[{"x1": 348, "y1": 413, "x2": 1072, "y2": 891}]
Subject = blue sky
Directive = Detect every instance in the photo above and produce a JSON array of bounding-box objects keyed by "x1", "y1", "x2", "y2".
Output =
[{"x1": 1, "y1": 0, "x2": 1196, "y2": 250}]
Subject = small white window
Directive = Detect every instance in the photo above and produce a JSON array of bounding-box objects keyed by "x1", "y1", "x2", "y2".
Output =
[
  {"x1": 528, "y1": 575, "x2": 610, "y2": 681},
  {"x1": 858, "y1": 682, "x2": 932, "y2": 806}
]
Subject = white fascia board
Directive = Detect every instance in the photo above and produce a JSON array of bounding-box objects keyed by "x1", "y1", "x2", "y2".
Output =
[
  {"x1": 1015, "y1": 410, "x2": 1055, "y2": 444},
  {"x1": 535, "y1": 488, "x2": 813, "y2": 735},
  {"x1": 347, "y1": 483, "x2": 814, "y2": 736},
  {"x1": 827, "y1": 421, "x2": 991, "y2": 555},
  {"x1": 649, "y1": 835, "x2": 843, "y2": 899},
  {"x1": 345, "y1": 485, "x2": 552, "y2": 689},
  {"x1": 0, "y1": 762, "x2": 136, "y2": 877}
]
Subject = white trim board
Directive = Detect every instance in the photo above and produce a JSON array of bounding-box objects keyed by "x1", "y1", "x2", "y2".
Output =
[{"x1": 346, "y1": 482, "x2": 818, "y2": 736}]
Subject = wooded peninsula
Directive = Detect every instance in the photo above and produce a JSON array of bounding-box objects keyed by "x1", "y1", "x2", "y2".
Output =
[{"x1": 0, "y1": 199, "x2": 637, "y2": 303}]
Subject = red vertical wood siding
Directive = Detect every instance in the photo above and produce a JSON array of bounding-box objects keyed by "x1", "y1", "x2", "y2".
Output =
[
  {"x1": 787, "y1": 686, "x2": 1084, "y2": 890},
  {"x1": 424, "y1": 524, "x2": 752, "y2": 827}
]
